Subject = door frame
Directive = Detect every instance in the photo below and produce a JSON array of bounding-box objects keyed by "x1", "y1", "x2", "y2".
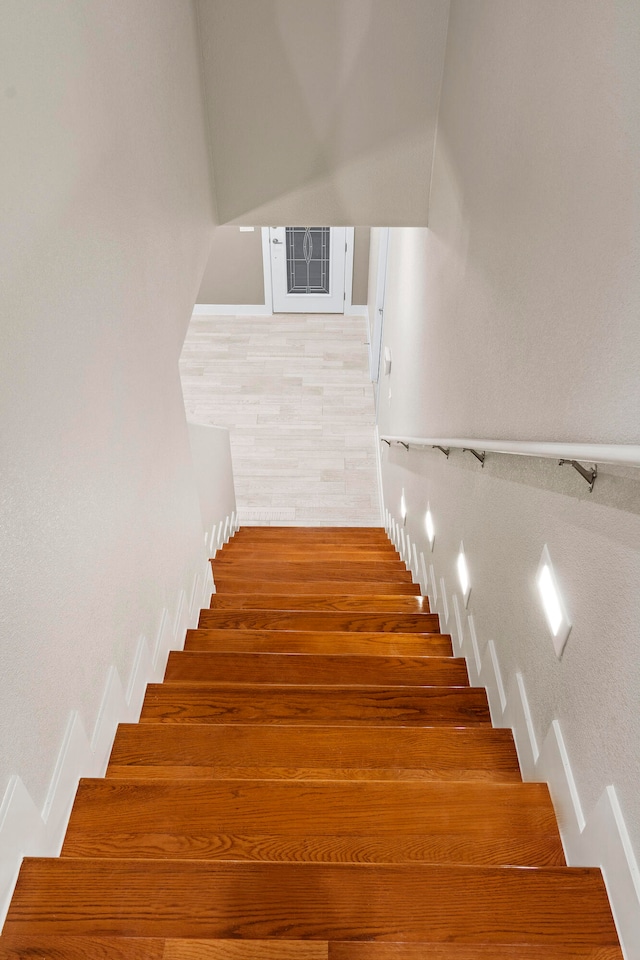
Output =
[
  {"x1": 370, "y1": 227, "x2": 389, "y2": 384},
  {"x1": 262, "y1": 227, "x2": 357, "y2": 314}
]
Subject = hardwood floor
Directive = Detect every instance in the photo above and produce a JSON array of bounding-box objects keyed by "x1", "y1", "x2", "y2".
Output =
[
  {"x1": 0, "y1": 528, "x2": 623, "y2": 958},
  {"x1": 179, "y1": 315, "x2": 380, "y2": 526}
]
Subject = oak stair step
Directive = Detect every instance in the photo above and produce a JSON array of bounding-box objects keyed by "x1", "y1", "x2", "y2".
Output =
[
  {"x1": 3, "y1": 860, "x2": 620, "y2": 946},
  {"x1": 139, "y1": 683, "x2": 490, "y2": 726},
  {"x1": 230, "y1": 527, "x2": 389, "y2": 539},
  {"x1": 0, "y1": 939, "x2": 623, "y2": 960},
  {"x1": 106, "y1": 724, "x2": 522, "y2": 783},
  {"x1": 211, "y1": 580, "x2": 421, "y2": 596},
  {"x1": 210, "y1": 561, "x2": 413, "y2": 582},
  {"x1": 185, "y1": 629, "x2": 453, "y2": 656},
  {"x1": 0, "y1": 937, "x2": 166, "y2": 960},
  {"x1": 209, "y1": 596, "x2": 429, "y2": 613},
  {"x1": 62, "y1": 779, "x2": 563, "y2": 866},
  {"x1": 197, "y1": 611, "x2": 439, "y2": 633},
  {"x1": 164, "y1": 652, "x2": 467, "y2": 686},
  {"x1": 330, "y1": 944, "x2": 624, "y2": 960},
  {"x1": 216, "y1": 548, "x2": 402, "y2": 561}
]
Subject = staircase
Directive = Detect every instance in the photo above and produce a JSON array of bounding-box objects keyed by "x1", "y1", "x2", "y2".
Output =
[{"x1": 0, "y1": 527, "x2": 623, "y2": 958}]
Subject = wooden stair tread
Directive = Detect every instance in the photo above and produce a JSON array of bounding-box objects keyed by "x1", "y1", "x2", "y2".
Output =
[
  {"x1": 0, "y1": 937, "x2": 165, "y2": 959},
  {"x1": 329, "y1": 944, "x2": 624, "y2": 960},
  {"x1": 185, "y1": 629, "x2": 452, "y2": 656},
  {"x1": 107, "y1": 724, "x2": 521, "y2": 782},
  {"x1": 0, "y1": 939, "x2": 622, "y2": 960},
  {"x1": 4, "y1": 860, "x2": 619, "y2": 945},
  {"x1": 212, "y1": 581, "x2": 421, "y2": 596},
  {"x1": 164, "y1": 652, "x2": 468, "y2": 686},
  {"x1": 210, "y1": 562, "x2": 413, "y2": 582},
  {"x1": 209, "y1": 596, "x2": 429, "y2": 613},
  {"x1": 139, "y1": 683, "x2": 490, "y2": 725},
  {"x1": 216, "y1": 550, "x2": 402, "y2": 561},
  {"x1": 74, "y1": 777, "x2": 551, "y2": 828},
  {"x1": 230, "y1": 527, "x2": 388, "y2": 538},
  {"x1": 62, "y1": 779, "x2": 563, "y2": 866},
  {"x1": 197, "y1": 611, "x2": 439, "y2": 633}
]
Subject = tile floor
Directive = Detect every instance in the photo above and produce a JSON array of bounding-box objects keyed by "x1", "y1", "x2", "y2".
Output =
[{"x1": 180, "y1": 313, "x2": 381, "y2": 526}]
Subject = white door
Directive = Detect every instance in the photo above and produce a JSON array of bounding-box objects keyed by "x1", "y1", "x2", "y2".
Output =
[{"x1": 270, "y1": 226, "x2": 346, "y2": 313}]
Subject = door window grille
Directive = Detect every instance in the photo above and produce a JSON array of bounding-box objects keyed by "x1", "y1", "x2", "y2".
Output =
[{"x1": 286, "y1": 227, "x2": 330, "y2": 294}]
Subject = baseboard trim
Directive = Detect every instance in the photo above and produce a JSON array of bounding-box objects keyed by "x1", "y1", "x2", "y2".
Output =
[
  {"x1": 439, "y1": 576, "x2": 449, "y2": 627},
  {"x1": 404, "y1": 534, "x2": 412, "y2": 572},
  {"x1": 0, "y1": 534, "x2": 226, "y2": 929},
  {"x1": 125, "y1": 636, "x2": 154, "y2": 722},
  {"x1": 0, "y1": 776, "x2": 46, "y2": 923},
  {"x1": 419, "y1": 551, "x2": 429, "y2": 597},
  {"x1": 503, "y1": 671, "x2": 540, "y2": 778},
  {"x1": 91, "y1": 666, "x2": 127, "y2": 777},
  {"x1": 451, "y1": 593, "x2": 464, "y2": 654},
  {"x1": 467, "y1": 614, "x2": 482, "y2": 681},
  {"x1": 481, "y1": 637, "x2": 507, "y2": 719},
  {"x1": 172, "y1": 589, "x2": 188, "y2": 649},
  {"x1": 192, "y1": 304, "x2": 273, "y2": 317},
  {"x1": 374, "y1": 427, "x2": 385, "y2": 526},
  {"x1": 41, "y1": 711, "x2": 90, "y2": 854},
  {"x1": 429, "y1": 562, "x2": 438, "y2": 605},
  {"x1": 582, "y1": 785, "x2": 640, "y2": 959}
]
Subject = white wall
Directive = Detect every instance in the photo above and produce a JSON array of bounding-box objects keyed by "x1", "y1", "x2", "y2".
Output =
[
  {"x1": 196, "y1": 0, "x2": 450, "y2": 226},
  {"x1": 377, "y1": 1, "x2": 640, "y2": 953},
  {"x1": 352, "y1": 228, "x2": 370, "y2": 306},
  {"x1": 380, "y1": 1, "x2": 640, "y2": 443},
  {"x1": 0, "y1": 0, "x2": 213, "y2": 830},
  {"x1": 197, "y1": 227, "x2": 266, "y2": 305},
  {"x1": 188, "y1": 423, "x2": 237, "y2": 555}
]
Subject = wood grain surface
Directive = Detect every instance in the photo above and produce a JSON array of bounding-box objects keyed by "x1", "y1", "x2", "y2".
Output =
[
  {"x1": 212, "y1": 580, "x2": 421, "y2": 596},
  {"x1": 4, "y1": 860, "x2": 619, "y2": 944},
  {"x1": 107, "y1": 724, "x2": 522, "y2": 782},
  {"x1": 209, "y1": 596, "x2": 430, "y2": 613},
  {"x1": 328, "y1": 943, "x2": 623, "y2": 960},
  {"x1": 0, "y1": 939, "x2": 621, "y2": 960},
  {"x1": 210, "y1": 562, "x2": 413, "y2": 582},
  {"x1": 231, "y1": 528, "x2": 390, "y2": 539},
  {"x1": 197, "y1": 611, "x2": 439, "y2": 633},
  {"x1": 139, "y1": 683, "x2": 491, "y2": 726},
  {"x1": 62, "y1": 779, "x2": 563, "y2": 866},
  {"x1": 185, "y1": 629, "x2": 452, "y2": 656},
  {"x1": 163, "y1": 652, "x2": 467, "y2": 686},
  {"x1": 216, "y1": 550, "x2": 401, "y2": 562}
]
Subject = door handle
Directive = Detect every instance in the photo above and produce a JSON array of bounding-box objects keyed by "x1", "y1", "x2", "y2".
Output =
[{"x1": 272, "y1": 239, "x2": 283, "y2": 244}]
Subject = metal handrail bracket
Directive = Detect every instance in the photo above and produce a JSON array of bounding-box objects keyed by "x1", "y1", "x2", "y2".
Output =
[{"x1": 379, "y1": 435, "x2": 640, "y2": 491}]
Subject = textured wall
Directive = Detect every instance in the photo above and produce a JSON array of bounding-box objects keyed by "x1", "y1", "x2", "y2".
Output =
[
  {"x1": 377, "y1": 0, "x2": 640, "y2": 867},
  {"x1": 197, "y1": 0, "x2": 450, "y2": 226},
  {"x1": 197, "y1": 227, "x2": 265, "y2": 304},
  {"x1": 0, "y1": 0, "x2": 214, "y2": 809},
  {"x1": 351, "y1": 228, "x2": 370, "y2": 306},
  {"x1": 380, "y1": 0, "x2": 640, "y2": 443}
]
